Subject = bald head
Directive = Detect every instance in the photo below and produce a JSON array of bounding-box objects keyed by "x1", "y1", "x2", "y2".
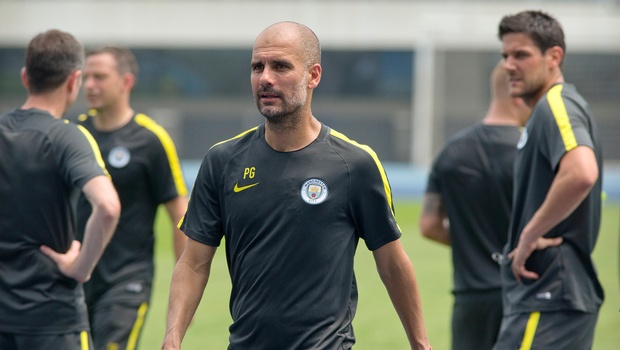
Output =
[
  {"x1": 484, "y1": 60, "x2": 531, "y2": 126},
  {"x1": 490, "y1": 60, "x2": 511, "y2": 101},
  {"x1": 254, "y1": 21, "x2": 321, "y2": 68}
]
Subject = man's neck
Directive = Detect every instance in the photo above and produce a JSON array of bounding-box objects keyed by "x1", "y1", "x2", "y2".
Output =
[
  {"x1": 264, "y1": 114, "x2": 322, "y2": 152},
  {"x1": 21, "y1": 93, "x2": 67, "y2": 119},
  {"x1": 482, "y1": 103, "x2": 523, "y2": 127},
  {"x1": 92, "y1": 105, "x2": 134, "y2": 131},
  {"x1": 524, "y1": 73, "x2": 565, "y2": 109}
]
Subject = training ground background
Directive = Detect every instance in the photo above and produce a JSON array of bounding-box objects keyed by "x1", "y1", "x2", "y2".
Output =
[{"x1": 138, "y1": 162, "x2": 620, "y2": 350}]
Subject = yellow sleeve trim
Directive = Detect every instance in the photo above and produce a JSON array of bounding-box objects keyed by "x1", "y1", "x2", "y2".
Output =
[
  {"x1": 176, "y1": 127, "x2": 260, "y2": 231},
  {"x1": 76, "y1": 124, "x2": 110, "y2": 179},
  {"x1": 134, "y1": 114, "x2": 188, "y2": 196},
  {"x1": 547, "y1": 85, "x2": 578, "y2": 152},
  {"x1": 210, "y1": 126, "x2": 259, "y2": 150},
  {"x1": 329, "y1": 129, "x2": 395, "y2": 216}
]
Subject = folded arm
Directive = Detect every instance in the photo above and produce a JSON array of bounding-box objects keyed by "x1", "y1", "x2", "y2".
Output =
[
  {"x1": 40, "y1": 175, "x2": 120, "y2": 282},
  {"x1": 510, "y1": 146, "x2": 598, "y2": 281}
]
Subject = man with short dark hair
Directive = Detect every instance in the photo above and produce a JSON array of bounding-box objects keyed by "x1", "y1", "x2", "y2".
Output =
[
  {"x1": 494, "y1": 10, "x2": 604, "y2": 349},
  {"x1": 77, "y1": 46, "x2": 188, "y2": 350},
  {"x1": 0, "y1": 29, "x2": 120, "y2": 350}
]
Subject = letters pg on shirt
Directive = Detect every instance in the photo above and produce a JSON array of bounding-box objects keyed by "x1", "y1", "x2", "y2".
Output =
[
  {"x1": 233, "y1": 167, "x2": 259, "y2": 193},
  {"x1": 300, "y1": 178, "x2": 329, "y2": 205}
]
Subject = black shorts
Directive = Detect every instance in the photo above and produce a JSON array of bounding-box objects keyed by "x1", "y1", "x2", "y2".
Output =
[
  {"x1": 0, "y1": 331, "x2": 93, "y2": 350},
  {"x1": 493, "y1": 310, "x2": 598, "y2": 350},
  {"x1": 87, "y1": 280, "x2": 151, "y2": 350},
  {"x1": 452, "y1": 289, "x2": 502, "y2": 350},
  {"x1": 91, "y1": 301, "x2": 149, "y2": 350}
]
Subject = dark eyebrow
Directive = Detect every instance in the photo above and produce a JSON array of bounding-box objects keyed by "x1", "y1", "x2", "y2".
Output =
[{"x1": 250, "y1": 58, "x2": 294, "y2": 69}]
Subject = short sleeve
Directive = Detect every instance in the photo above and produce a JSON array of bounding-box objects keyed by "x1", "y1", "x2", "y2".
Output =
[
  {"x1": 348, "y1": 149, "x2": 401, "y2": 251},
  {"x1": 544, "y1": 86, "x2": 595, "y2": 171},
  {"x1": 180, "y1": 152, "x2": 224, "y2": 247},
  {"x1": 53, "y1": 122, "x2": 107, "y2": 189}
]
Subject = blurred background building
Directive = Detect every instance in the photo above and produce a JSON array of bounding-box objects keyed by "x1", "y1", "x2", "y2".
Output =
[{"x1": 1, "y1": 0, "x2": 619, "y2": 196}]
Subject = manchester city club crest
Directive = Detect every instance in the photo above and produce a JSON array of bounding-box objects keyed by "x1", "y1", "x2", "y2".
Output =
[
  {"x1": 108, "y1": 146, "x2": 131, "y2": 168},
  {"x1": 517, "y1": 127, "x2": 528, "y2": 149},
  {"x1": 300, "y1": 178, "x2": 329, "y2": 205}
]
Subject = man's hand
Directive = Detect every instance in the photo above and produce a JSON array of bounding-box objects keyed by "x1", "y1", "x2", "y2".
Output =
[
  {"x1": 40, "y1": 240, "x2": 87, "y2": 282},
  {"x1": 508, "y1": 236, "x2": 563, "y2": 282}
]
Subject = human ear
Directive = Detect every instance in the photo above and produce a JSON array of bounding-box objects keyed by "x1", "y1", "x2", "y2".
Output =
[
  {"x1": 307, "y1": 64, "x2": 322, "y2": 89},
  {"x1": 68, "y1": 70, "x2": 83, "y2": 94},
  {"x1": 20, "y1": 67, "x2": 29, "y2": 90},
  {"x1": 547, "y1": 46, "x2": 564, "y2": 68},
  {"x1": 123, "y1": 72, "x2": 136, "y2": 91}
]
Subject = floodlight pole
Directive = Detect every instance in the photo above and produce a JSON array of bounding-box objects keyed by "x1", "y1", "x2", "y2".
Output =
[{"x1": 411, "y1": 37, "x2": 436, "y2": 167}]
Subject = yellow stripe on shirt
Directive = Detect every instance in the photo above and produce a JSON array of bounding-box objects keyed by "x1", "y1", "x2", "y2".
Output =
[
  {"x1": 177, "y1": 127, "x2": 259, "y2": 229},
  {"x1": 76, "y1": 124, "x2": 111, "y2": 179},
  {"x1": 329, "y1": 129, "x2": 395, "y2": 217},
  {"x1": 210, "y1": 126, "x2": 259, "y2": 150},
  {"x1": 547, "y1": 84, "x2": 578, "y2": 152},
  {"x1": 135, "y1": 114, "x2": 188, "y2": 196}
]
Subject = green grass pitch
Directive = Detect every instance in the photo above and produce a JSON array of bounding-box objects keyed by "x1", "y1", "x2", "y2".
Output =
[{"x1": 140, "y1": 201, "x2": 619, "y2": 349}]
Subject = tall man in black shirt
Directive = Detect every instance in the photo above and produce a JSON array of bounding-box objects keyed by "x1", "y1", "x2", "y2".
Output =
[{"x1": 494, "y1": 10, "x2": 603, "y2": 349}]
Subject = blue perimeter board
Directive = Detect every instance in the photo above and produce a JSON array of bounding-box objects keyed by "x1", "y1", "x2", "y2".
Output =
[{"x1": 181, "y1": 160, "x2": 620, "y2": 202}]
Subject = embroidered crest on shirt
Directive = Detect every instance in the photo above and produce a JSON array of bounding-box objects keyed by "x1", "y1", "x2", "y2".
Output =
[
  {"x1": 300, "y1": 178, "x2": 329, "y2": 205},
  {"x1": 108, "y1": 146, "x2": 131, "y2": 168}
]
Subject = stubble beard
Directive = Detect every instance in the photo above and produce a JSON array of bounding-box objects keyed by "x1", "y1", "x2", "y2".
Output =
[
  {"x1": 512, "y1": 80, "x2": 545, "y2": 107},
  {"x1": 255, "y1": 77, "x2": 308, "y2": 129},
  {"x1": 511, "y1": 66, "x2": 549, "y2": 105}
]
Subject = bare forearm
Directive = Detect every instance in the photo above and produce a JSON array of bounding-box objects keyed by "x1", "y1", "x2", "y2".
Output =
[
  {"x1": 173, "y1": 228, "x2": 188, "y2": 261},
  {"x1": 419, "y1": 193, "x2": 450, "y2": 246},
  {"x1": 374, "y1": 242, "x2": 431, "y2": 350},
  {"x1": 72, "y1": 176, "x2": 120, "y2": 282},
  {"x1": 162, "y1": 241, "x2": 215, "y2": 350},
  {"x1": 74, "y1": 202, "x2": 119, "y2": 281},
  {"x1": 381, "y1": 262, "x2": 429, "y2": 349},
  {"x1": 162, "y1": 262, "x2": 209, "y2": 348},
  {"x1": 419, "y1": 217, "x2": 450, "y2": 246},
  {"x1": 521, "y1": 148, "x2": 597, "y2": 243},
  {"x1": 166, "y1": 196, "x2": 189, "y2": 261},
  {"x1": 511, "y1": 147, "x2": 597, "y2": 281}
]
